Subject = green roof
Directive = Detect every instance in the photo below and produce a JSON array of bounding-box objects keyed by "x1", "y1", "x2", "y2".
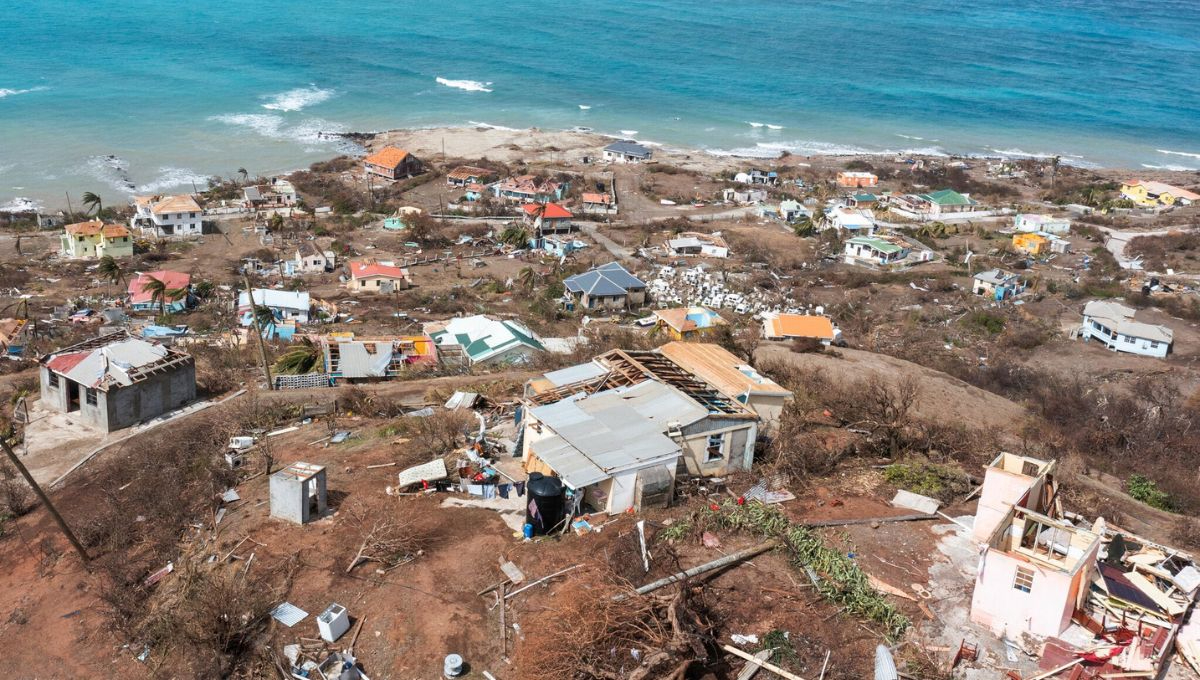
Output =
[
  {"x1": 920, "y1": 189, "x2": 976, "y2": 206},
  {"x1": 853, "y1": 193, "x2": 877, "y2": 202},
  {"x1": 848, "y1": 236, "x2": 904, "y2": 254}
]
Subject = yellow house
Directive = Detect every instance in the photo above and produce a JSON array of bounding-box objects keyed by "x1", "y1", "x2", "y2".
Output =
[
  {"x1": 653, "y1": 306, "x2": 729, "y2": 341},
  {"x1": 60, "y1": 220, "x2": 134, "y2": 259},
  {"x1": 1012, "y1": 232, "x2": 1048, "y2": 255},
  {"x1": 1121, "y1": 180, "x2": 1200, "y2": 207}
]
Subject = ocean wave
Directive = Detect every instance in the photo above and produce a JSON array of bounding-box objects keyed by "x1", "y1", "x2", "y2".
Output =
[
  {"x1": 707, "y1": 139, "x2": 950, "y2": 159},
  {"x1": 210, "y1": 113, "x2": 357, "y2": 154},
  {"x1": 747, "y1": 122, "x2": 764, "y2": 128},
  {"x1": 260, "y1": 85, "x2": 335, "y2": 112},
  {"x1": 136, "y1": 167, "x2": 212, "y2": 194},
  {"x1": 466, "y1": 120, "x2": 518, "y2": 131},
  {"x1": 0, "y1": 197, "x2": 42, "y2": 213},
  {"x1": 766, "y1": 124, "x2": 784, "y2": 130},
  {"x1": 436, "y1": 77, "x2": 492, "y2": 93},
  {"x1": 84, "y1": 154, "x2": 136, "y2": 193},
  {"x1": 0, "y1": 86, "x2": 47, "y2": 99},
  {"x1": 1142, "y1": 163, "x2": 1199, "y2": 172},
  {"x1": 619, "y1": 130, "x2": 638, "y2": 136},
  {"x1": 1157, "y1": 149, "x2": 1200, "y2": 160},
  {"x1": 578, "y1": 104, "x2": 591, "y2": 110}
]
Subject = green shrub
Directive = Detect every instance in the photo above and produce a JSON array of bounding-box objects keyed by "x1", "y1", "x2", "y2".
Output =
[
  {"x1": 963, "y1": 311, "x2": 1005, "y2": 335},
  {"x1": 1127, "y1": 474, "x2": 1174, "y2": 511},
  {"x1": 883, "y1": 462, "x2": 968, "y2": 502}
]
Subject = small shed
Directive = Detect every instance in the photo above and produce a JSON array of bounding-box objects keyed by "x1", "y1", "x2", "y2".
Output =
[{"x1": 270, "y1": 462, "x2": 328, "y2": 524}]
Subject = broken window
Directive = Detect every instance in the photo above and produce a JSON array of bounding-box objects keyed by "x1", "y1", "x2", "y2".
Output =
[
  {"x1": 1021, "y1": 461, "x2": 1040, "y2": 477},
  {"x1": 48, "y1": 372, "x2": 59, "y2": 388},
  {"x1": 1019, "y1": 517, "x2": 1068, "y2": 561},
  {"x1": 705, "y1": 433, "x2": 725, "y2": 462},
  {"x1": 85, "y1": 388, "x2": 97, "y2": 406},
  {"x1": 1013, "y1": 566, "x2": 1034, "y2": 593}
]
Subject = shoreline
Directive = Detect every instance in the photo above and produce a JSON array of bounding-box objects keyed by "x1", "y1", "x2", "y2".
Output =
[{"x1": 4, "y1": 124, "x2": 1199, "y2": 214}]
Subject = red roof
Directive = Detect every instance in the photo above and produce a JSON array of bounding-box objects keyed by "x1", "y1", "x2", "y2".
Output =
[
  {"x1": 521, "y1": 202, "x2": 573, "y2": 219},
  {"x1": 46, "y1": 351, "x2": 90, "y2": 375},
  {"x1": 128, "y1": 270, "x2": 191, "y2": 304},
  {"x1": 351, "y1": 261, "x2": 408, "y2": 280}
]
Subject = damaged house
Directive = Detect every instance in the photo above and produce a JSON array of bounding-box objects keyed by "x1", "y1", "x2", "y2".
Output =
[
  {"x1": 520, "y1": 345, "x2": 769, "y2": 513},
  {"x1": 38, "y1": 330, "x2": 196, "y2": 432},
  {"x1": 968, "y1": 452, "x2": 1200, "y2": 678}
]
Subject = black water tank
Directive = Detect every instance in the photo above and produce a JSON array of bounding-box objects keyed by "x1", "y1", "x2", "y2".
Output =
[{"x1": 526, "y1": 472, "x2": 565, "y2": 535}]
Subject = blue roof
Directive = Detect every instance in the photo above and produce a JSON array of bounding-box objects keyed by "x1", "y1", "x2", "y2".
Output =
[
  {"x1": 564, "y1": 262, "x2": 647, "y2": 297},
  {"x1": 603, "y1": 140, "x2": 652, "y2": 158}
]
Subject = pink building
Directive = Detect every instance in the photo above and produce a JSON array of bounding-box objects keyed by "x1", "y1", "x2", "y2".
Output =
[{"x1": 969, "y1": 453, "x2": 1101, "y2": 639}]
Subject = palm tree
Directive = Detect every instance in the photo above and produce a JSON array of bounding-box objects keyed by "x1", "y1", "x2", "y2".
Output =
[
  {"x1": 82, "y1": 192, "x2": 102, "y2": 216},
  {"x1": 499, "y1": 224, "x2": 530, "y2": 247},
  {"x1": 97, "y1": 255, "x2": 124, "y2": 293},
  {"x1": 141, "y1": 276, "x2": 188, "y2": 318},
  {"x1": 273, "y1": 338, "x2": 321, "y2": 375},
  {"x1": 1049, "y1": 155, "x2": 1061, "y2": 189},
  {"x1": 237, "y1": 167, "x2": 249, "y2": 184},
  {"x1": 517, "y1": 266, "x2": 538, "y2": 291}
]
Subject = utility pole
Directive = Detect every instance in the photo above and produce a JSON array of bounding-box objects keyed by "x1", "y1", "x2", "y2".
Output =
[
  {"x1": 64, "y1": 192, "x2": 74, "y2": 217},
  {"x1": 242, "y1": 273, "x2": 274, "y2": 390},
  {"x1": 0, "y1": 436, "x2": 89, "y2": 563}
]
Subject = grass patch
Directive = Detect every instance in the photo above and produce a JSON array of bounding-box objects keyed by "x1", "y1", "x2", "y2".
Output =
[
  {"x1": 962, "y1": 310, "x2": 1006, "y2": 335},
  {"x1": 883, "y1": 462, "x2": 969, "y2": 503},
  {"x1": 754, "y1": 629, "x2": 799, "y2": 667}
]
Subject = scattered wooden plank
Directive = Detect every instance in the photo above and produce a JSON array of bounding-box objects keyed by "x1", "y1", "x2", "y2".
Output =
[
  {"x1": 505, "y1": 565, "x2": 583, "y2": 600},
  {"x1": 800, "y1": 514, "x2": 936, "y2": 528},
  {"x1": 613, "y1": 541, "x2": 780, "y2": 602},
  {"x1": 736, "y1": 649, "x2": 773, "y2": 680},
  {"x1": 723, "y1": 645, "x2": 806, "y2": 680}
]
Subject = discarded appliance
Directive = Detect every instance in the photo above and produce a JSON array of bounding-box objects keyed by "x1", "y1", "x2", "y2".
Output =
[
  {"x1": 398, "y1": 459, "x2": 449, "y2": 489},
  {"x1": 229, "y1": 436, "x2": 255, "y2": 450},
  {"x1": 317, "y1": 603, "x2": 350, "y2": 643},
  {"x1": 225, "y1": 451, "x2": 246, "y2": 469},
  {"x1": 269, "y1": 462, "x2": 328, "y2": 524}
]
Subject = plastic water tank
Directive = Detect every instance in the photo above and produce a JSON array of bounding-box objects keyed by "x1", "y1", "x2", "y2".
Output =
[
  {"x1": 443, "y1": 653, "x2": 464, "y2": 678},
  {"x1": 525, "y1": 473, "x2": 565, "y2": 536}
]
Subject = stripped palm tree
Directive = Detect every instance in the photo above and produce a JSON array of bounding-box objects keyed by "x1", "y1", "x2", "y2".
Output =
[
  {"x1": 499, "y1": 224, "x2": 529, "y2": 247},
  {"x1": 97, "y1": 255, "x2": 124, "y2": 293},
  {"x1": 517, "y1": 266, "x2": 538, "y2": 291},
  {"x1": 82, "y1": 192, "x2": 103, "y2": 216}
]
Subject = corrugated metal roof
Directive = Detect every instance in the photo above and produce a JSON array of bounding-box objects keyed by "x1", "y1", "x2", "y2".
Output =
[
  {"x1": 529, "y1": 381, "x2": 697, "y2": 489},
  {"x1": 336, "y1": 341, "x2": 392, "y2": 378},
  {"x1": 542, "y1": 360, "x2": 608, "y2": 388},
  {"x1": 239, "y1": 289, "x2": 310, "y2": 311}
]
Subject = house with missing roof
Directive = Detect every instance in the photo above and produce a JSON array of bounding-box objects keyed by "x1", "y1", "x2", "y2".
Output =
[
  {"x1": 562, "y1": 262, "x2": 648, "y2": 311},
  {"x1": 656, "y1": 341, "x2": 793, "y2": 428},
  {"x1": 424, "y1": 315, "x2": 544, "y2": 366},
  {"x1": 734, "y1": 170, "x2": 779, "y2": 186},
  {"x1": 127, "y1": 270, "x2": 193, "y2": 314},
  {"x1": 722, "y1": 187, "x2": 768, "y2": 205},
  {"x1": 521, "y1": 346, "x2": 767, "y2": 512},
  {"x1": 243, "y1": 178, "x2": 297, "y2": 209},
  {"x1": 59, "y1": 220, "x2": 133, "y2": 259},
  {"x1": 580, "y1": 192, "x2": 616, "y2": 215},
  {"x1": 653, "y1": 306, "x2": 728, "y2": 341},
  {"x1": 363, "y1": 146, "x2": 421, "y2": 180},
  {"x1": 492, "y1": 175, "x2": 568, "y2": 204},
  {"x1": 319, "y1": 333, "x2": 437, "y2": 383},
  {"x1": 602, "y1": 140, "x2": 653, "y2": 164},
  {"x1": 346, "y1": 260, "x2": 411, "y2": 293},
  {"x1": 446, "y1": 165, "x2": 497, "y2": 187},
  {"x1": 1079, "y1": 300, "x2": 1173, "y2": 358},
  {"x1": 0, "y1": 318, "x2": 30, "y2": 357},
  {"x1": 836, "y1": 171, "x2": 878, "y2": 188},
  {"x1": 38, "y1": 330, "x2": 196, "y2": 432},
  {"x1": 827, "y1": 206, "x2": 876, "y2": 234},
  {"x1": 761, "y1": 313, "x2": 841, "y2": 345},
  {"x1": 664, "y1": 232, "x2": 729, "y2": 258},
  {"x1": 130, "y1": 194, "x2": 204, "y2": 237},
  {"x1": 972, "y1": 268, "x2": 1024, "y2": 300},
  {"x1": 1014, "y1": 213, "x2": 1071, "y2": 235}
]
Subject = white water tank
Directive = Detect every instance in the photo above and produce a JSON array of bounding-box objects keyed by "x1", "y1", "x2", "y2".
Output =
[
  {"x1": 317, "y1": 603, "x2": 350, "y2": 643},
  {"x1": 443, "y1": 654, "x2": 465, "y2": 678}
]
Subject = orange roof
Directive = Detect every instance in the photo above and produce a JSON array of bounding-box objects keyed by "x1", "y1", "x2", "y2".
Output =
[
  {"x1": 658, "y1": 342, "x2": 791, "y2": 397},
  {"x1": 350, "y1": 261, "x2": 409, "y2": 280},
  {"x1": 522, "y1": 202, "x2": 573, "y2": 219},
  {"x1": 582, "y1": 192, "x2": 612, "y2": 204},
  {"x1": 66, "y1": 220, "x2": 130, "y2": 239},
  {"x1": 653, "y1": 307, "x2": 727, "y2": 333},
  {"x1": 364, "y1": 146, "x2": 411, "y2": 170},
  {"x1": 764, "y1": 314, "x2": 835, "y2": 340}
]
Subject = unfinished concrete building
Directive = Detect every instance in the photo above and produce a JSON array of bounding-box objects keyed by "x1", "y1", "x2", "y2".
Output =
[
  {"x1": 38, "y1": 330, "x2": 196, "y2": 432},
  {"x1": 269, "y1": 463, "x2": 328, "y2": 524}
]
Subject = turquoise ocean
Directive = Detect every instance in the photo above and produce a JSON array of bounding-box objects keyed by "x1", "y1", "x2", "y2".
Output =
[{"x1": 2, "y1": 0, "x2": 1198, "y2": 210}]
